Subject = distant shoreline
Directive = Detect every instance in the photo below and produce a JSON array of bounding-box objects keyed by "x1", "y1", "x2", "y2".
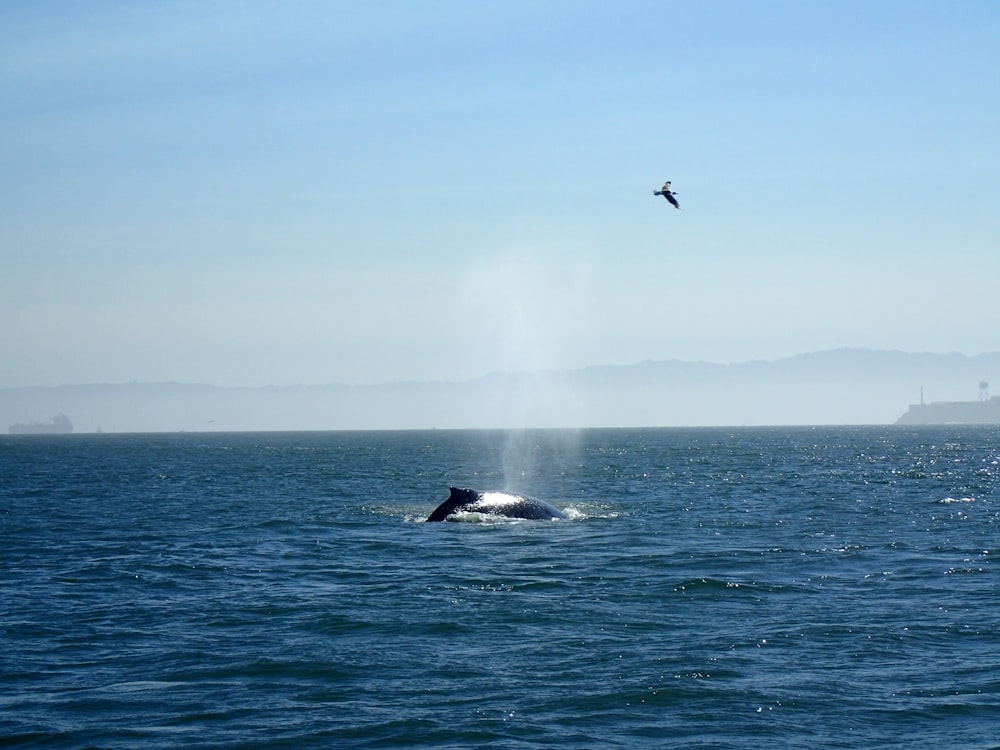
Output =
[{"x1": 3, "y1": 349, "x2": 999, "y2": 432}]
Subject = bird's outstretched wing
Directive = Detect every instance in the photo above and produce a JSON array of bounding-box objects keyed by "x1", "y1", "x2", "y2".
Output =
[{"x1": 654, "y1": 182, "x2": 681, "y2": 209}]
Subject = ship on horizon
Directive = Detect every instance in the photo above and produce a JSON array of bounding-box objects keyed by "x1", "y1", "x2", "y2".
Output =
[{"x1": 8, "y1": 414, "x2": 73, "y2": 435}]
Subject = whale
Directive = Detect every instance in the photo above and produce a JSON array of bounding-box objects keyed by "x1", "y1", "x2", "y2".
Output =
[{"x1": 426, "y1": 487, "x2": 568, "y2": 522}]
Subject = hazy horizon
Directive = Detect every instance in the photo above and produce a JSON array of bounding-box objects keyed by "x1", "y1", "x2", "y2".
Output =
[
  {"x1": 1, "y1": 346, "x2": 998, "y2": 391},
  {"x1": 3, "y1": 3, "x2": 998, "y2": 393},
  {"x1": 4, "y1": 348, "x2": 999, "y2": 433}
]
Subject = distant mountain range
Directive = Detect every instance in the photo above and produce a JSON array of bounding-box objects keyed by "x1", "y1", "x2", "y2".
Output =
[{"x1": 3, "y1": 349, "x2": 999, "y2": 433}]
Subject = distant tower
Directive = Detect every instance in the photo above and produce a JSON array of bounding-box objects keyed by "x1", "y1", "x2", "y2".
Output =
[{"x1": 979, "y1": 381, "x2": 990, "y2": 402}]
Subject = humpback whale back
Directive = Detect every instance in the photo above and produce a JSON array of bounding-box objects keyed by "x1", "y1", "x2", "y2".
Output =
[{"x1": 427, "y1": 487, "x2": 567, "y2": 522}]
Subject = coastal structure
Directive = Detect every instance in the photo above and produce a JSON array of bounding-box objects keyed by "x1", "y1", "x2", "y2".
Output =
[{"x1": 896, "y1": 382, "x2": 1000, "y2": 425}]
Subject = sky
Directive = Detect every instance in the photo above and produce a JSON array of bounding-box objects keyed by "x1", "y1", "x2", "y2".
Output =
[{"x1": 2, "y1": 0, "x2": 999, "y2": 389}]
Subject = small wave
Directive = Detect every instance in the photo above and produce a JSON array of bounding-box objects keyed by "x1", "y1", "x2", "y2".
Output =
[
  {"x1": 672, "y1": 577, "x2": 773, "y2": 594},
  {"x1": 944, "y1": 565, "x2": 988, "y2": 575},
  {"x1": 105, "y1": 680, "x2": 191, "y2": 693},
  {"x1": 558, "y1": 505, "x2": 619, "y2": 520}
]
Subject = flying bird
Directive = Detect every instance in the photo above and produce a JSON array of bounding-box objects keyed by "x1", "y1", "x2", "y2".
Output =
[{"x1": 654, "y1": 180, "x2": 680, "y2": 209}]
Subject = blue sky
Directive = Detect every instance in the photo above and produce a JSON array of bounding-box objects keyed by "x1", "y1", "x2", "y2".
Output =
[{"x1": 2, "y1": 1, "x2": 998, "y2": 387}]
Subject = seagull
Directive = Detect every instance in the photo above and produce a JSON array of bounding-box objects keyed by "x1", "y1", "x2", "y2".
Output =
[{"x1": 654, "y1": 180, "x2": 680, "y2": 209}]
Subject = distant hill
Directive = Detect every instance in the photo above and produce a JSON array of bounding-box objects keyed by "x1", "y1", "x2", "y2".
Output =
[{"x1": 2, "y1": 349, "x2": 998, "y2": 433}]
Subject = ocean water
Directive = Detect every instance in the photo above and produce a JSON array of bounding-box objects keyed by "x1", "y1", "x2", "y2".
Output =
[{"x1": 2, "y1": 427, "x2": 998, "y2": 749}]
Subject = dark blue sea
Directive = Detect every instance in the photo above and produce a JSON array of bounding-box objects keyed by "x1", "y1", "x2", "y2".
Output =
[{"x1": 2, "y1": 427, "x2": 999, "y2": 749}]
